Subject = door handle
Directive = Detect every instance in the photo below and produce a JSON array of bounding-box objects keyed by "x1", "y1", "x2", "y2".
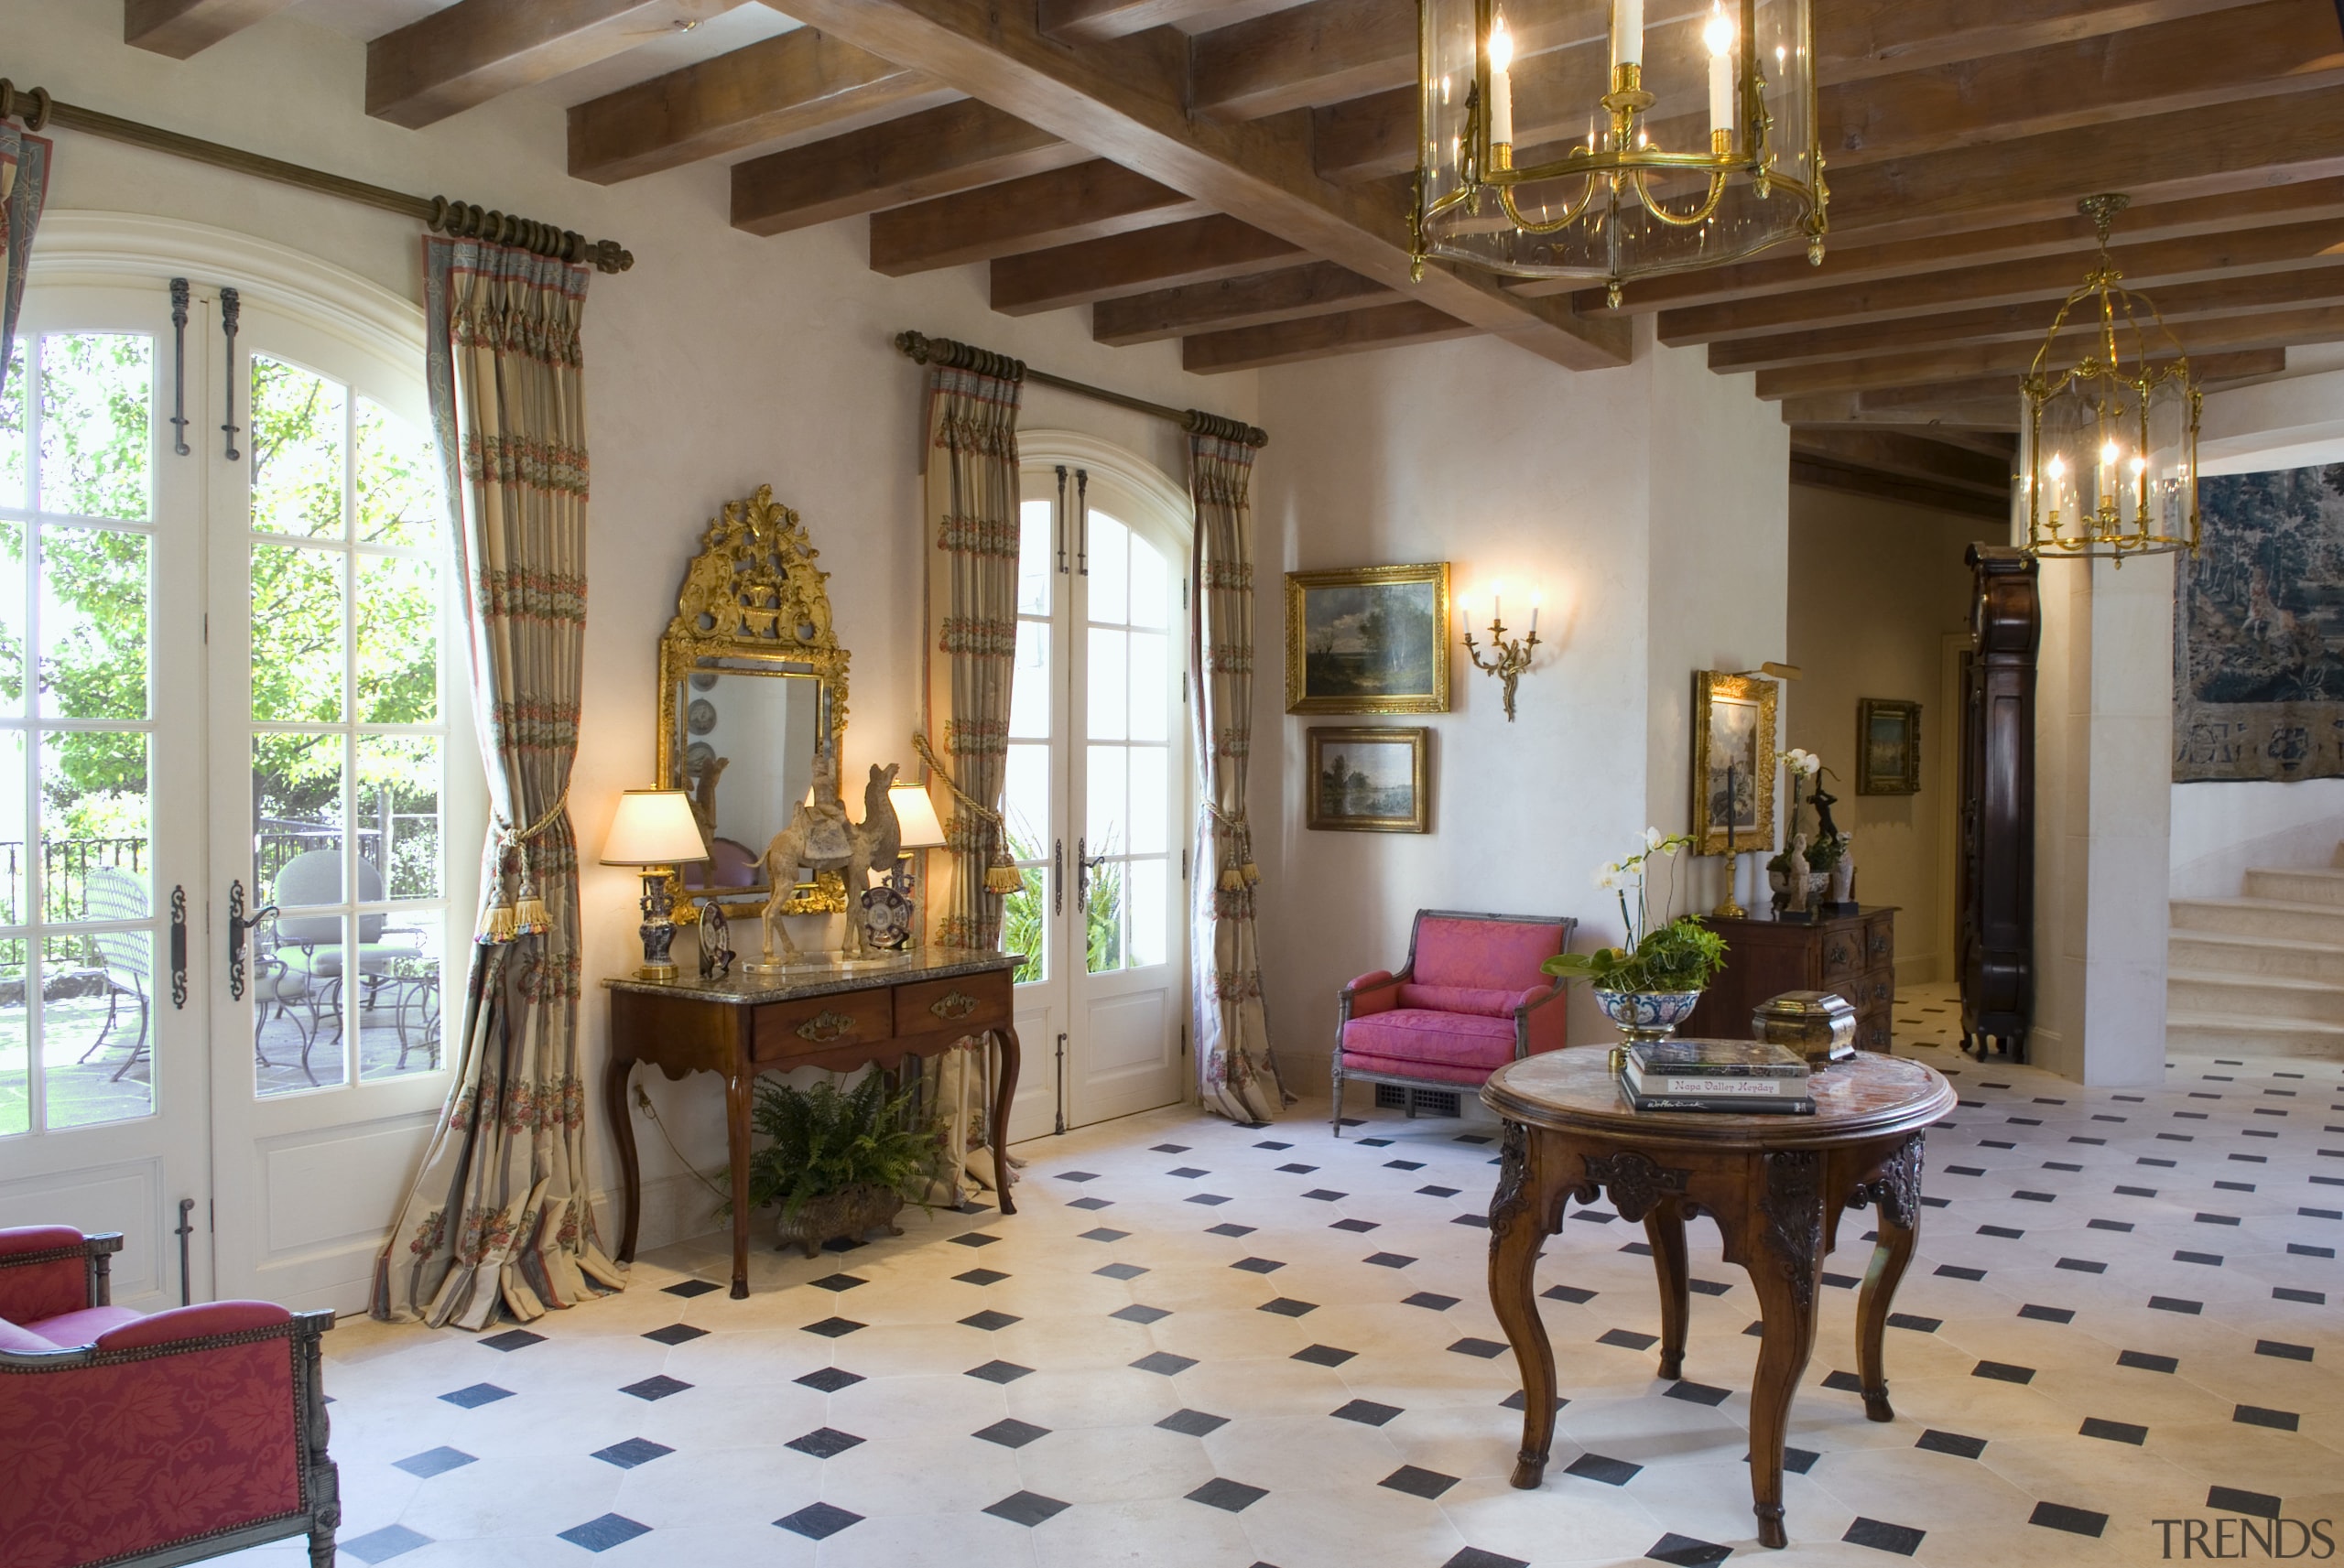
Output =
[
  {"x1": 226, "y1": 880, "x2": 278, "y2": 1001},
  {"x1": 1077, "y1": 836, "x2": 1088, "y2": 912},
  {"x1": 1052, "y1": 838, "x2": 1064, "y2": 916},
  {"x1": 168, "y1": 885, "x2": 189, "y2": 1009}
]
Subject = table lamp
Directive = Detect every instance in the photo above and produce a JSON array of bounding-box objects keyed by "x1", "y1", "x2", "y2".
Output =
[
  {"x1": 888, "y1": 781, "x2": 950, "y2": 946},
  {"x1": 601, "y1": 789, "x2": 710, "y2": 981}
]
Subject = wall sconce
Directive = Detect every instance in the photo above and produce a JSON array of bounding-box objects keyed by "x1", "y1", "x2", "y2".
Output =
[{"x1": 1463, "y1": 582, "x2": 1541, "y2": 722}]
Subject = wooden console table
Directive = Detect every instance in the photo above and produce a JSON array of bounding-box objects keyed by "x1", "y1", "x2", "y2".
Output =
[
  {"x1": 602, "y1": 948, "x2": 1021, "y2": 1299},
  {"x1": 1679, "y1": 909, "x2": 1897, "y2": 1052},
  {"x1": 1482, "y1": 1044, "x2": 1953, "y2": 1549}
]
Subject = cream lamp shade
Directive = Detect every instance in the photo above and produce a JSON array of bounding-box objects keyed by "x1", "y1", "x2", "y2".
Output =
[
  {"x1": 600, "y1": 789, "x2": 709, "y2": 866},
  {"x1": 889, "y1": 782, "x2": 948, "y2": 850}
]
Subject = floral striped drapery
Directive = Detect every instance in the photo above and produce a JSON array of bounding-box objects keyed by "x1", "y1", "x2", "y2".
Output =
[
  {"x1": 0, "y1": 119, "x2": 52, "y2": 397},
  {"x1": 1189, "y1": 430, "x2": 1285, "y2": 1122},
  {"x1": 919, "y1": 347, "x2": 1026, "y2": 950},
  {"x1": 374, "y1": 236, "x2": 623, "y2": 1329}
]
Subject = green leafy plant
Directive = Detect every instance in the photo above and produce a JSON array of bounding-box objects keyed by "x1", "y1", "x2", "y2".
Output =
[
  {"x1": 727, "y1": 1071, "x2": 943, "y2": 1220},
  {"x1": 1543, "y1": 828, "x2": 1730, "y2": 994}
]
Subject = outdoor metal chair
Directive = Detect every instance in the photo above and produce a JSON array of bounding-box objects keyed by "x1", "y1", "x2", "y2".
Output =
[
  {"x1": 269, "y1": 849, "x2": 425, "y2": 1076},
  {"x1": 76, "y1": 869, "x2": 152, "y2": 1086}
]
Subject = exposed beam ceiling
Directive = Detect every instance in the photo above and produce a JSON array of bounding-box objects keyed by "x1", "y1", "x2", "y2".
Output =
[
  {"x1": 730, "y1": 100, "x2": 1082, "y2": 235},
  {"x1": 1183, "y1": 301, "x2": 1476, "y2": 373},
  {"x1": 869, "y1": 159, "x2": 1208, "y2": 275},
  {"x1": 367, "y1": 0, "x2": 746, "y2": 129},
  {"x1": 568, "y1": 27, "x2": 950, "y2": 183},
  {"x1": 991, "y1": 216, "x2": 1302, "y2": 314},
  {"x1": 1038, "y1": 0, "x2": 1244, "y2": 42},
  {"x1": 1093, "y1": 262, "x2": 1398, "y2": 345}
]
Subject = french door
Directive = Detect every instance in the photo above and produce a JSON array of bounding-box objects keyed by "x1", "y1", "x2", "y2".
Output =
[
  {"x1": 1001, "y1": 449, "x2": 1191, "y2": 1138},
  {"x1": 0, "y1": 261, "x2": 468, "y2": 1314}
]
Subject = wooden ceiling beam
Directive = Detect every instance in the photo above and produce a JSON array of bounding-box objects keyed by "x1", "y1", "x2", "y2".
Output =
[
  {"x1": 870, "y1": 159, "x2": 1206, "y2": 275},
  {"x1": 1790, "y1": 455, "x2": 2011, "y2": 520},
  {"x1": 1754, "y1": 305, "x2": 2344, "y2": 399},
  {"x1": 991, "y1": 214, "x2": 1301, "y2": 314},
  {"x1": 569, "y1": 27, "x2": 951, "y2": 184},
  {"x1": 768, "y1": 0, "x2": 1629, "y2": 368},
  {"x1": 1713, "y1": 264, "x2": 2344, "y2": 373},
  {"x1": 123, "y1": 0, "x2": 298, "y2": 57},
  {"x1": 1789, "y1": 427, "x2": 2014, "y2": 496},
  {"x1": 1182, "y1": 301, "x2": 1476, "y2": 373},
  {"x1": 1039, "y1": 0, "x2": 1245, "y2": 42},
  {"x1": 730, "y1": 100, "x2": 1082, "y2": 235},
  {"x1": 1093, "y1": 261, "x2": 1397, "y2": 344},
  {"x1": 1821, "y1": 0, "x2": 2282, "y2": 84},
  {"x1": 1665, "y1": 217, "x2": 2344, "y2": 346},
  {"x1": 367, "y1": 0, "x2": 745, "y2": 129},
  {"x1": 1542, "y1": 180, "x2": 2344, "y2": 310}
]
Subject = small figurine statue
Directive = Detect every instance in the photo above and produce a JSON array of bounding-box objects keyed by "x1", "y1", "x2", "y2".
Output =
[{"x1": 1783, "y1": 832, "x2": 1811, "y2": 914}]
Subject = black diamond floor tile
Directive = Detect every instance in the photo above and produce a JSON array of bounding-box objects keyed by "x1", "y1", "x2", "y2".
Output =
[
  {"x1": 2119, "y1": 1350, "x2": 2179, "y2": 1374},
  {"x1": 974, "y1": 1418, "x2": 1051, "y2": 1449},
  {"x1": 1380, "y1": 1465, "x2": 1460, "y2": 1499},
  {"x1": 983, "y1": 1491, "x2": 1071, "y2": 1527},
  {"x1": 1915, "y1": 1429, "x2": 1987, "y2": 1459},
  {"x1": 1843, "y1": 1517, "x2": 1926, "y2": 1555},
  {"x1": 1232, "y1": 1256, "x2": 1286, "y2": 1273},
  {"x1": 479, "y1": 1329, "x2": 544, "y2": 1352},
  {"x1": 1207, "y1": 1223, "x2": 1256, "y2": 1238},
  {"x1": 960, "y1": 1309, "x2": 1021, "y2": 1332},
  {"x1": 1157, "y1": 1408, "x2": 1230, "y2": 1436},
  {"x1": 1543, "y1": 1284, "x2": 1597, "y2": 1304},
  {"x1": 661, "y1": 1280, "x2": 720, "y2": 1298},
  {"x1": 1972, "y1": 1360, "x2": 2035, "y2": 1384},
  {"x1": 1188, "y1": 1477, "x2": 1268, "y2": 1513},
  {"x1": 2028, "y1": 1502, "x2": 2108, "y2": 1538},
  {"x1": 1444, "y1": 1552, "x2": 1529, "y2": 1568},
  {"x1": 1404, "y1": 1292, "x2": 1460, "y2": 1311},
  {"x1": 1260, "y1": 1297, "x2": 1318, "y2": 1317},
  {"x1": 1113, "y1": 1303, "x2": 1172, "y2": 1325},
  {"x1": 1331, "y1": 1217, "x2": 1379, "y2": 1233},
  {"x1": 1068, "y1": 1197, "x2": 1113, "y2": 1211},
  {"x1": 558, "y1": 1515, "x2": 650, "y2": 1552},
  {"x1": 1134, "y1": 1350, "x2": 1199, "y2": 1376},
  {"x1": 809, "y1": 1273, "x2": 866, "y2": 1292},
  {"x1": 801, "y1": 1318, "x2": 864, "y2": 1339},
  {"x1": 1333, "y1": 1399, "x2": 1403, "y2": 1425},
  {"x1": 1665, "y1": 1381, "x2": 1731, "y2": 1407},
  {"x1": 955, "y1": 1268, "x2": 1009, "y2": 1286},
  {"x1": 393, "y1": 1446, "x2": 475, "y2": 1478},
  {"x1": 785, "y1": 1426, "x2": 865, "y2": 1459},
  {"x1": 1095, "y1": 1261, "x2": 1148, "y2": 1281},
  {"x1": 1564, "y1": 1453, "x2": 1641, "y2": 1487},
  {"x1": 2079, "y1": 1417, "x2": 2147, "y2": 1444},
  {"x1": 795, "y1": 1367, "x2": 863, "y2": 1392},
  {"x1": 1080, "y1": 1227, "x2": 1132, "y2": 1243},
  {"x1": 1293, "y1": 1344, "x2": 1356, "y2": 1368},
  {"x1": 951, "y1": 1232, "x2": 1003, "y2": 1248},
  {"x1": 591, "y1": 1438, "x2": 673, "y2": 1469},
  {"x1": 439, "y1": 1383, "x2": 512, "y2": 1409},
  {"x1": 1365, "y1": 1251, "x2": 1417, "y2": 1268},
  {"x1": 2234, "y1": 1404, "x2": 2300, "y2": 1432},
  {"x1": 641, "y1": 1323, "x2": 708, "y2": 1346},
  {"x1": 2208, "y1": 1487, "x2": 2282, "y2": 1519},
  {"x1": 1599, "y1": 1328, "x2": 1658, "y2": 1352},
  {"x1": 619, "y1": 1376, "x2": 691, "y2": 1401},
  {"x1": 966, "y1": 1359, "x2": 1035, "y2": 1384},
  {"x1": 1647, "y1": 1533, "x2": 1733, "y2": 1567},
  {"x1": 1449, "y1": 1336, "x2": 1507, "y2": 1358}
]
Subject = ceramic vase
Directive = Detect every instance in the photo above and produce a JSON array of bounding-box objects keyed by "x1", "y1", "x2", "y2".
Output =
[{"x1": 1593, "y1": 988, "x2": 1705, "y2": 1044}]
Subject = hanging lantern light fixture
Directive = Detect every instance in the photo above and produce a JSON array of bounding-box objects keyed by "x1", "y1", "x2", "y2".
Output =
[
  {"x1": 2017, "y1": 194, "x2": 2201, "y2": 564},
  {"x1": 1412, "y1": 0, "x2": 1828, "y2": 304}
]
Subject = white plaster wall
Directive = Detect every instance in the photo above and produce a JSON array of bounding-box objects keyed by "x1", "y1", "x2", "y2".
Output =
[
  {"x1": 1249, "y1": 324, "x2": 1787, "y2": 1098},
  {"x1": 2170, "y1": 780, "x2": 2344, "y2": 897},
  {"x1": 14, "y1": 0, "x2": 1256, "y2": 1251},
  {"x1": 1785, "y1": 489, "x2": 1995, "y2": 984}
]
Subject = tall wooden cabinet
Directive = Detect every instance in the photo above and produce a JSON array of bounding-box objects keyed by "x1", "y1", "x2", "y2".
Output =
[
  {"x1": 1957, "y1": 545, "x2": 2038, "y2": 1060},
  {"x1": 1678, "y1": 910, "x2": 1898, "y2": 1052}
]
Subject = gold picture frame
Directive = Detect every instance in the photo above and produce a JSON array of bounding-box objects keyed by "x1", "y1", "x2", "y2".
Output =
[
  {"x1": 1691, "y1": 671, "x2": 1778, "y2": 857},
  {"x1": 1857, "y1": 697, "x2": 1922, "y2": 795},
  {"x1": 1285, "y1": 562, "x2": 1451, "y2": 714},
  {"x1": 1307, "y1": 727, "x2": 1432, "y2": 832}
]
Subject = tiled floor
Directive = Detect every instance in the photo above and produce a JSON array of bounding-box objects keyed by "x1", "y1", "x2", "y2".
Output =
[{"x1": 229, "y1": 984, "x2": 2339, "y2": 1566}]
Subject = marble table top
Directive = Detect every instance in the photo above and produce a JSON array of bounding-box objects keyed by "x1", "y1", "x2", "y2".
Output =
[{"x1": 600, "y1": 946, "x2": 1019, "y2": 1006}]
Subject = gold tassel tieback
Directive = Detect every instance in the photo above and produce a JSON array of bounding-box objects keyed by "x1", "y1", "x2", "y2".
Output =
[
  {"x1": 913, "y1": 731, "x2": 1025, "y2": 895},
  {"x1": 478, "y1": 786, "x2": 570, "y2": 946},
  {"x1": 1204, "y1": 801, "x2": 1261, "y2": 891}
]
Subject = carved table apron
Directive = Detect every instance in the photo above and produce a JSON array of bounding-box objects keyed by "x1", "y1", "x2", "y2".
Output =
[
  {"x1": 1482, "y1": 1044, "x2": 1954, "y2": 1550},
  {"x1": 602, "y1": 951, "x2": 1023, "y2": 1301}
]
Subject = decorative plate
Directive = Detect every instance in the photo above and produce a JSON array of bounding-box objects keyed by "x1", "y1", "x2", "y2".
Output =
[{"x1": 687, "y1": 697, "x2": 717, "y2": 735}]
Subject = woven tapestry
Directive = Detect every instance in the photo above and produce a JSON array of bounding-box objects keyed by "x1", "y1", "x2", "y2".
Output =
[{"x1": 2175, "y1": 464, "x2": 2344, "y2": 782}]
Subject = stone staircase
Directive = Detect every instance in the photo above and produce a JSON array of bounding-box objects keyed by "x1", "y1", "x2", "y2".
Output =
[{"x1": 2168, "y1": 847, "x2": 2344, "y2": 1057}]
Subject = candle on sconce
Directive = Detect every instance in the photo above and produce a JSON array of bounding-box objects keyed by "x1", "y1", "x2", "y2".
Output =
[
  {"x1": 1486, "y1": 12, "x2": 1514, "y2": 148},
  {"x1": 1612, "y1": 0, "x2": 1644, "y2": 69},
  {"x1": 1529, "y1": 592, "x2": 1541, "y2": 635},
  {"x1": 1703, "y1": 4, "x2": 1734, "y2": 141}
]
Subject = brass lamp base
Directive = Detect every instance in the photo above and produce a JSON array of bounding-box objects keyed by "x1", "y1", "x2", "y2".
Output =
[
  {"x1": 634, "y1": 871, "x2": 682, "y2": 984},
  {"x1": 637, "y1": 960, "x2": 679, "y2": 982}
]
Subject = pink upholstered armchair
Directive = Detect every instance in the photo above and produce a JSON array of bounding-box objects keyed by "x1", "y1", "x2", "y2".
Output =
[
  {"x1": 0, "y1": 1227, "x2": 341, "y2": 1568},
  {"x1": 1333, "y1": 908, "x2": 1578, "y2": 1135}
]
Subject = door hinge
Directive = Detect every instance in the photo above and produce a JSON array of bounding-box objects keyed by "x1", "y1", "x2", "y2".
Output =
[
  {"x1": 202, "y1": 612, "x2": 208, "y2": 643},
  {"x1": 1182, "y1": 578, "x2": 1189, "y2": 611},
  {"x1": 1180, "y1": 1023, "x2": 1189, "y2": 1057},
  {"x1": 1180, "y1": 847, "x2": 1188, "y2": 881}
]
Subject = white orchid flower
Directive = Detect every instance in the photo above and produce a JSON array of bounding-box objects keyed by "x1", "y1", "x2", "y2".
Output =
[{"x1": 1643, "y1": 826, "x2": 1665, "y2": 850}]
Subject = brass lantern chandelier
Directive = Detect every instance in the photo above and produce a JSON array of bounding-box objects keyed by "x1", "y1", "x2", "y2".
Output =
[
  {"x1": 1412, "y1": 0, "x2": 1828, "y2": 303},
  {"x1": 2017, "y1": 194, "x2": 2201, "y2": 563}
]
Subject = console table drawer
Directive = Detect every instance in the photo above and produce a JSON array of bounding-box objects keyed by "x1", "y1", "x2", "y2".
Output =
[
  {"x1": 896, "y1": 972, "x2": 1013, "y2": 1034},
  {"x1": 753, "y1": 989, "x2": 895, "y2": 1060}
]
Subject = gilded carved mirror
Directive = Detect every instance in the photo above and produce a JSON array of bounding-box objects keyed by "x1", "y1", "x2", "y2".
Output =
[{"x1": 657, "y1": 485, "x2": 851, "y2": 920}]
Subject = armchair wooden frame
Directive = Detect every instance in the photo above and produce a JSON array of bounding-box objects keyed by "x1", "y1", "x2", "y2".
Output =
[
  {"x1": 1331, "y1": 908, "x2": 1576, "y2": 1137},
  {"x1": 0, "y1": 1231, "x2": 342, "y2": 1568}
]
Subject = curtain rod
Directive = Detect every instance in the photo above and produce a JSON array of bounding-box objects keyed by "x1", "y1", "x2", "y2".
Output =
[
  {"x1": 895, "y1": 330, "x2": 1266, "y2": 448},
  {"x1": 0, "y1": 78, "x2": 632, "y2": 274}
]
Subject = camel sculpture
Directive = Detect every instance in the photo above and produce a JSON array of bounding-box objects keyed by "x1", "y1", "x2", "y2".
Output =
[{"x1": 757, "y1": 759, "x2": 901, "y2": 964}]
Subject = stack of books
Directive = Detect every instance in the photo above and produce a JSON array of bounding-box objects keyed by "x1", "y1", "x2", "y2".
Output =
[{"x1": 1620, "y1": 1039, "x2": 1816, "y2": 1115}]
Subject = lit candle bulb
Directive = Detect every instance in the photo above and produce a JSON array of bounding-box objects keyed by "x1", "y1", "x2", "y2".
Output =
[
  {"x1": 1612, "y1": 0, "x2": 1644, "y2": 70},
  {"x1": 1704, "y1": 4, "x2": 1734, "y2": 144},
  {"x1": 2046, "y1": 453, "x2": 2067, "y2": 522},
  {"x1": 1529, "y1": 592, "x2": 1542, "y2": 635},
  {"x1": 1490, "y1": 580, "x2": 1503, "y2": 627},
  {"x1": 1486, "y1": 13, "x2": 1514, "y2": 150}
]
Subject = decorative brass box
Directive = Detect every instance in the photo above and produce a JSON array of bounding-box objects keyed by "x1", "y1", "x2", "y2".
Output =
[{"x1": 1753, "y1": 990, "x2": 1857, "y2": 1065}]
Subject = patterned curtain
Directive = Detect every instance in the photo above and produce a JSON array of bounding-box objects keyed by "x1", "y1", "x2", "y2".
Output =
[
  {"x1": 0, "y1": 119, "x2": 52, "y2": 396},
  {"x1": 1189, "y1": 430, "x2": 1286, "y2": 1121},
  {"x1": 919, "y1": 349, "x2": 1026, "y2": 950},
  {"x1": 373, "y1": 236, "x2": 622, "y2": 1328}
]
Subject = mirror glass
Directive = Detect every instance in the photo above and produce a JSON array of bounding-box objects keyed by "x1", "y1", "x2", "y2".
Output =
[{"x1": 672, "y1": 668, "x2": 823, "y2": 892}]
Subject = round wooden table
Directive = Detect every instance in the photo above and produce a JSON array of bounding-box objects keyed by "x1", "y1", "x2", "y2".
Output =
[{"x1": 1481, "y1": 1044, "x2": 1955, "y2": 1550}]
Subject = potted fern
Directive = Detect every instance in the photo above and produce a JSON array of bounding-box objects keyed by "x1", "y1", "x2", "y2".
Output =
[
  {"x1": 1544, "y1": 828, "x2": 1730, "y2": 1043},
  {"x1": 732, "y1": 1071, "x2": 944, "y2": 1258}
]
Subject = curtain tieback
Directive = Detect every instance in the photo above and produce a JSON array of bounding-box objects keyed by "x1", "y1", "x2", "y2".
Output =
[
  {"x1": 1202, "y1": 802, "x2": 1261, "y2": 891},
  {"x1": 479, "y1": 786, "x2": 570, "y2": 946},
  {"x1": 912, "y1": 732, "x2": 1024, "y2": 895}
]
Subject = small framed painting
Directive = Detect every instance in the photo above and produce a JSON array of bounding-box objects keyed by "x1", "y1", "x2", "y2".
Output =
[
  {"x1": 1690, "y1": 671, "x2": 1778, "y2": 857},
  {"x1": 1308, "y1": 727, "x2": 1431, "y2": 833},
  {"x1": 1285, "y1": 562, "x2": 1451, "y2": 714},
  {"x1": 1858, "y1": 698, "x2": 1922, "y2": 795}
]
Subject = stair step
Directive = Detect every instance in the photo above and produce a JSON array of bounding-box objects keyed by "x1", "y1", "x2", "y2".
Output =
[
  {"x1": 2167, "y1": 968, "x2": 2344, "y2": 1022},
  {"x1": 2166, "y1": 1012, "x2": 2344, "y2": 1060},
  {"x1": 2166, "y1": 929, "x2": 2344, "y2": 983},
  {"x1": 2170, "y1": 897, "x2": 2344, "y2": 943},
  {"x1": 2245, "y1": 867, "x2": 2344, "y2": 907}
]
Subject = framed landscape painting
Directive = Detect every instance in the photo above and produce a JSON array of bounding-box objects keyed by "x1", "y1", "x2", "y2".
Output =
[
  {"x1": 1690, "y1": 671, "x2": 1778, "y2": 857},
  {"x1": 1285, "y1": 563, "x2": 1451, "y2": 714},
  {"x1": 1858, "y1": 698, "x2": 1922, "y2": 794},
  {"x1": 1308, "y1": 727, "x2": 1431, "y2": 833}
]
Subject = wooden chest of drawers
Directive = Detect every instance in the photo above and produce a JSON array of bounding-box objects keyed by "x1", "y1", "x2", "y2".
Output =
[{"x1": 1677, "y1": 909, "x2": 1898, "y2": 1053}]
